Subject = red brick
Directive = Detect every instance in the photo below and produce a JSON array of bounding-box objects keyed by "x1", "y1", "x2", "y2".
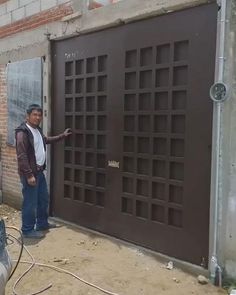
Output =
[{"x1": 0, "y1": 3, "x2": 73, "y2": 39}]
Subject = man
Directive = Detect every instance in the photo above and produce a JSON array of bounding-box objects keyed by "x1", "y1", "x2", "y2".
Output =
[{"x1": 15, "y1": 104, "x2": 72, "y2": 239}]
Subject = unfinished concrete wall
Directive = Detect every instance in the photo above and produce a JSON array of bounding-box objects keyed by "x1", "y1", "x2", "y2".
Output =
[{"x1": 217, "y1": 0, "x2": 236, "y2": 279}]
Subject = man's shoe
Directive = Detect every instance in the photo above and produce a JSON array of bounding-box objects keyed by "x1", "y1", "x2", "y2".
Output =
[
  {"x1": 36, "y1": 223, "x2": 58, "y2": 231},
  {"x1": 23, "y1": 230, "x2": 45, "y2": 239}
]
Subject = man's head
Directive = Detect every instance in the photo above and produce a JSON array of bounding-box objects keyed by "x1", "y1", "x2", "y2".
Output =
[{"x1": 26, "y1": 104, "x2": 43, "y2": 128}]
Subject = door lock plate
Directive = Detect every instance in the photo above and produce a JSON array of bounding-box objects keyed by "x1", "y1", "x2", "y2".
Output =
[{"x1": 108, "y1": 160, "x2": 120, "y2": 168}]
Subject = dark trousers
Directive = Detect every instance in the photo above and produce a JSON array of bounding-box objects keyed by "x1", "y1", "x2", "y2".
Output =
[{"x1": 21, "y1": 171, "x2": 49, "y2": 233}]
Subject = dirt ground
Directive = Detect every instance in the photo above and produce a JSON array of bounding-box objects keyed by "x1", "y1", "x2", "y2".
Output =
[{"x1": 1, "y1": 204, "x2": 226, "y2": 295}]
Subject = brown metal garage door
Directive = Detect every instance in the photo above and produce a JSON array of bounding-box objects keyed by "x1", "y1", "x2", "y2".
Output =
[{"x1": 51, "y1": 3, "x2": 217, "y2": 265}]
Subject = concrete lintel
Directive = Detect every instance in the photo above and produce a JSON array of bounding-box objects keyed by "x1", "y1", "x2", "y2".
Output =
[
  {"x1": 123, "y1": 0, "x2": 216, "y2": 24},
  {"x1": 75, "y1": 0, "x2": 217, "y2": 35},
  {"x1": 54, "y1": 0, "x2": 217, "y2": 39},
  {"x1": 0, "y1": 40, "x2": 49, "y2": 64}
]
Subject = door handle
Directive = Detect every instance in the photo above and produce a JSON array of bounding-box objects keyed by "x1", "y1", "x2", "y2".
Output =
[{"x1": 108, "y1": 160, "x2": 120, "y2": 168}]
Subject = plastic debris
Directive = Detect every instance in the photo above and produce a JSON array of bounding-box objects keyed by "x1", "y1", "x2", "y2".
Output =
[{"x1": 166, "y1": 261, "x2": 174, "y2": 270}]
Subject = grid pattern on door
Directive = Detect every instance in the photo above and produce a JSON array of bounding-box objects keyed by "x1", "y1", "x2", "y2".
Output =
[
  {"x1": 122, "y1": 41, "x2": 189, "y2": 227},
  {"x1": 63, "y1": 55, "x2": 108, "y2": 207},
  {"x1": 52, "y1": 2, "x2": 217, "y2": 265}
]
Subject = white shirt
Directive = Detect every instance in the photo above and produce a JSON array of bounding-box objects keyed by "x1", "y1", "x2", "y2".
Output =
[{"x1": 26, "y1": 123, "x2": 46, "y2": 166}]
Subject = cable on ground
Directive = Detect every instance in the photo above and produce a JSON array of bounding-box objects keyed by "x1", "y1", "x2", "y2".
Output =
[{"x1": 7, "y1": 229, "x2": 122, "y2": 295}]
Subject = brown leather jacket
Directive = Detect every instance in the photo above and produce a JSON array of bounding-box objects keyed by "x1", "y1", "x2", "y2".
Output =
[{"x1": 15, "y1": 122, "x2": 65, "y2": 178}]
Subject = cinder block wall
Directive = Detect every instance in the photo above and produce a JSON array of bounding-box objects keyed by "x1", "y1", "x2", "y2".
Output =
[{"x1": 0, "y1": 0, "x2": 72, "y2": 38}]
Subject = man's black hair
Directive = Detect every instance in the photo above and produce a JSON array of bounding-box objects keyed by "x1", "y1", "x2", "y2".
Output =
[{"x1": 26, "y1": 104, "x2": 43, "y2": 115}]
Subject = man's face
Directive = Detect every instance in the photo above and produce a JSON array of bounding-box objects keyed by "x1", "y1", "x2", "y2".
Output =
[{"x1": 27, "y1": 110, "x2": 42, "y2": 127}]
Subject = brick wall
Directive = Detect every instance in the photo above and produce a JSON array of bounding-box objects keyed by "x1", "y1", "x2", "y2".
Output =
[
  {"x1": 0, "y1": 3, "x2": 73, "y2": 38},
  {"x1": 0, "y1": 0, "x2": 72, "y2": 27},
  {"x1": 0, "y1": 64, "x2": 21, "y2": 205}
]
